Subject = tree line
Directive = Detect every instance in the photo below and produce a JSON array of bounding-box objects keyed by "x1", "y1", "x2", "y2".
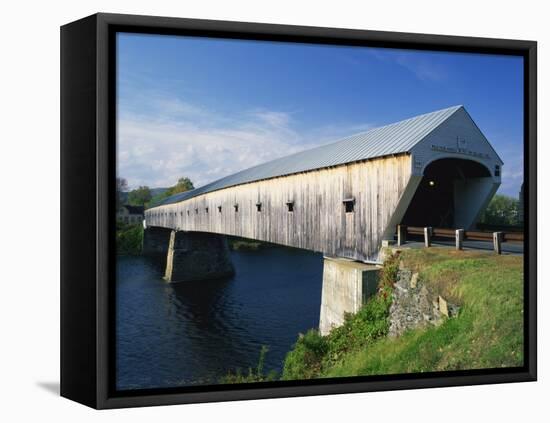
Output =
[
  {"x1": 117, "y1": 177, "x2": 195, "y2": 209},
  {"x1": 478, "y1": 194, "x2": 522, "y2": 227}
]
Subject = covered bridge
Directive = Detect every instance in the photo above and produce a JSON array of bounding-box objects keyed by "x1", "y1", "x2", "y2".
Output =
[{"x1": 145, "y1": 105, "x2": 502, "y2": 263}]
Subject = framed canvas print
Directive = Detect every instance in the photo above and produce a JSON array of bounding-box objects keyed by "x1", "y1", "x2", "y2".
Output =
[{"x1": 60, "y1": 13, "x2": 537, "y2": 409}]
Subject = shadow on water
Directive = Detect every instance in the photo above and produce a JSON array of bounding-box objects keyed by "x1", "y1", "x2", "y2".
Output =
[{"x1": 116, "y1": 247, "x2": 323, "y2": 390}]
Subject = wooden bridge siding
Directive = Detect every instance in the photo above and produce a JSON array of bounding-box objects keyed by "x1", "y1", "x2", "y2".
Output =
[{"x1": 145, "y1": 154, "x2": 412, "y2": 261}]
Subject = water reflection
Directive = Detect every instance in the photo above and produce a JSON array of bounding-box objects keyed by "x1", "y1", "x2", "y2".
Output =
[{"x1": 116, "y1": 247, "x2": 323, "y2": 390}]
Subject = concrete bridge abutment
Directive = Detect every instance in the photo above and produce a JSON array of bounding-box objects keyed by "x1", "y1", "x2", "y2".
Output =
[{"x1": 319, "y1": 257, "x2": 380, "y2": 336}]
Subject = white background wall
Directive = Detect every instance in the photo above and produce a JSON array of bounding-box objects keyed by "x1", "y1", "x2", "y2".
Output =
[{"x1": 0, "y1": 0, "x2": 547, "y2": 421}]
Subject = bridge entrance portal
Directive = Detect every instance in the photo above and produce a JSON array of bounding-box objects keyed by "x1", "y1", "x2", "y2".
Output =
[{"x1": 401, "y1": 158, "x2": 493, "y2": 229}]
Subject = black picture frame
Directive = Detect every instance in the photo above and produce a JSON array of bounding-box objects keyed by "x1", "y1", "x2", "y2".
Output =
[{"x1": 60, "y1": 12, "x2": 537, "y2": 409}]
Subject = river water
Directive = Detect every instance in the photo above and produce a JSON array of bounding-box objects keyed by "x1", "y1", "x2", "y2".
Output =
[{"x1": 116, "y1": 247, "x2": 323, "y2": 390}]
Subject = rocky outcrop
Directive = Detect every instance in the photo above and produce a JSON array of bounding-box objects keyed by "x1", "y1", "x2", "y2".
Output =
[{"x1": 388, "y1": 264, "x2": 459, "y2": 337}]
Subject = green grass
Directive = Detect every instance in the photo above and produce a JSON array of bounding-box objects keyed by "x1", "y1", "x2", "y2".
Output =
[
  {"x1": 283, "y1": 248, "x2": 524, "y2": 380},
  {"x1": 220, "y1": 345, "x2": 278, "y2": 383},
  {"x1": 281, "y1": 254, "x2": 399, "y2": 380}
]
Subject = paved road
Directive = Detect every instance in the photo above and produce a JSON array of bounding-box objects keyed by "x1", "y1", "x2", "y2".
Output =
[{"x1": 400, "y1": 239, "x2": 523, "y2": 255}]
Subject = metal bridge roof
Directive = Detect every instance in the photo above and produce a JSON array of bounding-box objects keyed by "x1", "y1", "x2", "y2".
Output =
[{"x1": 152, "y1": 105, "x2": 463, "y2": 207}]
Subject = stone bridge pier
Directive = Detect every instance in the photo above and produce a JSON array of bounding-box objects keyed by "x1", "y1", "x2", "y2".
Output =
[
  {"x1": 143, "y1": 227, "x2": 235, "y2": 283},
  {"x1": 143, "y1": 227, "x2": 380, "y2": 335},
  {"x1": 142, "y1": 226, "x2": 172, "y2": 255}
]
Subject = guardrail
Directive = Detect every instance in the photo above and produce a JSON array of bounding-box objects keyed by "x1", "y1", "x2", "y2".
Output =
[{"x1": 396, "y1": 225, "x2": 524, "y2": 254}]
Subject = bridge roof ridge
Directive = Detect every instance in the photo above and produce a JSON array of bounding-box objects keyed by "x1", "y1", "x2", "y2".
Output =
[{"x1": 149, "y1": 105, "x2": 464, "y2": 208}]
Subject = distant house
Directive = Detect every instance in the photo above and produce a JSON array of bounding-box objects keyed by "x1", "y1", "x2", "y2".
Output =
[{"x1": 117, "y1": 204, "x2": 144, "y2": 224}]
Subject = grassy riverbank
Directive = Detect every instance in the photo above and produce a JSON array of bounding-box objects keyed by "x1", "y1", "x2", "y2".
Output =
[
  {"x1": 281, "y1": 254, "x2": 398, "y2": 380},
  {"x1": 224, "y1": 247, "x2": 524, "y2": 383},
  {"x1": 283, "y1": 248, "x2": 524, "y2": 380}
]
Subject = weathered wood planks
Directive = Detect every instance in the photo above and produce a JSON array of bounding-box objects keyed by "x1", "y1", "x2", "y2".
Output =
[{"x1": 145, "y1": 154, "x2": 413, "y2": 261}]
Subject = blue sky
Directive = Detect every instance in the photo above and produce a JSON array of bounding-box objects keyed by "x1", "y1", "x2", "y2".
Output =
[{"x1": 117, "y1": 33, "x2": 524, "y2": 196}]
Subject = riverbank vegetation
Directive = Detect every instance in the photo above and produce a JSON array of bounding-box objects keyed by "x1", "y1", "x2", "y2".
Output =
[
  {"x1": 116, "y1": 222, "x2": 143, "y2": 255},
  {"x1": 284, "y1": 248, "x2": 523, "y2": 380},
  {"x1": 220, "y1": 346, "x2": 278, "y2": 384},
  {"x1": 281, "y1": 254, "x2": 398, "y2": 380},
  {"x1": 222, "y1": 248, "x2": 523, "y2": 383}
]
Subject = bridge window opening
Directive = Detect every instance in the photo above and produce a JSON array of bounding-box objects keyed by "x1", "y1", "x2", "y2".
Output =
[
  {"x1": 495, "y1": 165, "x2": 500, "y2": 177},
  {"x1": 195, "y1": 208, "x2": 199, "y2": 214},
  {"x1": 187, "y1": 210, "x2": 190, "y2": 216},
  {"x1": 180, "y1": 211, "x2": 183, "y2": 216},
  {"x1": 286, "y1": 201, "x2": 294, "y2": 212},
  {"x1": 234, "y1": 204, "x2": 239, "y2": 212},
  {"x1": 343, "y1": 198, "x2": 355, "y2": 213},
  {"x1": 218, "y1": 206, "x2": 222, "y2": 213},
  {"x1": 205, "y1": 207, "x2": 209, "y2": 214},
  {"x1": 256, "y1": 203, "x2": 262, "y2": 212}
]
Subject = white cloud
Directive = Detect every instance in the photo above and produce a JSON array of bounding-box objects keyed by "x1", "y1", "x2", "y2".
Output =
[
  {"x1": 252, "y1": 110, "x2": 291, "y2": 128},
  {"x1": 118, "y1": 92, "x2": 523, "y2": 199},
  {"x1": 117, "y1": 96, "x2": 371, "y2": 190}
]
